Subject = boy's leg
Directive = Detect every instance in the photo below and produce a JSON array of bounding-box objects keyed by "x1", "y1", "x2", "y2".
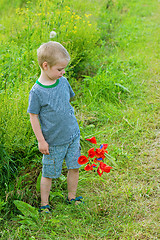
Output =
[
  {"x1": 41, "y1": 145, "x2": 65, "y2": 207},
  {"x1": 40, "y1": 176, "x2": 52, "y2": 206},
  {"x1": 67, "y1": 168, "x2": 79, "y2": 200}
]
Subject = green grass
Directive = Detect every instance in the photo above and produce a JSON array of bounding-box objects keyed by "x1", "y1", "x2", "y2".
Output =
[{"x1": 0, "y1": 0, "x2": 160, "y2": 239}]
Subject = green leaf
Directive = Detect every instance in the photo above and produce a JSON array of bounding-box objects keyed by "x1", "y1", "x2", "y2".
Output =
[
  {"x1": 59, "y1": 174, "x2": 66, "y2": 182},
  {"x1": 19, "y1": 219, "x2": 36, "y2": 226},
  {"x1": 36, "y1": 172, "x2": 42, "y2": 193},
  {"x1": 0, "y1": 200, "x2": 6, "y2": 211},
  {"x1": 14, "y1": 200, "x2": 39, "y2": 220},
  {"x1": 50, "y1": 191, "x2": 64, "y2": 200},
  {"x1": 115, "y1": 83, "x2": 131, "y2": 93}
]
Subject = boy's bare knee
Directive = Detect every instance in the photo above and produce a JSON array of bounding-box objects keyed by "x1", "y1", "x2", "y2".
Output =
[{"x1": 68, "y1": 168, "x2": 79, "y2": 173}]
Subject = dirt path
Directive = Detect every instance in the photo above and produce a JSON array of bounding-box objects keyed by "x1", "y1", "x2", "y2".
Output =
[
  {"x1": 115, "y1": 2, "x2": 160, "y2": 238},
  {"x1": 135, "y1": 20, "x2": 160, "y2": 240},
  {"x1": 137, "y1": 75, "x2": 160, "y2": 238}
]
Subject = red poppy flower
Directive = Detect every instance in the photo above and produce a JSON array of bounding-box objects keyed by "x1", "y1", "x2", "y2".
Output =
[
  {"x1": 99, "y1": 162, "x2": 113, "y2": 173},
  {"x1": 78, "y1": 155, "x2": 89, "y2": 165},
  {"x1": 84, "y1": 164, "x2": 93, "y2": 171},
  {"x1": 102, "y1": 144, "x2": 108, "y2": 150},
  {"x1": 88, "y1": 148, "x2": 96, "y2": 158},
  {"x1": 97, "y1": 167, "x2": 103, "y2": 176},
  {"x1": 95, "y1": 146, "x2": 108, "y2": 159},
  {"x1": 91, "y1": 163, "x2": 97, "y2": 168},
  {"x1": 86, "y1": 137, "x2": 97, "y2": 144},
  {"x1": 95, "y1": 147, "x2": 105, "y2": 159},
  {"x1": 94, "y1": 158, "x2": 98, "y2": 163}
]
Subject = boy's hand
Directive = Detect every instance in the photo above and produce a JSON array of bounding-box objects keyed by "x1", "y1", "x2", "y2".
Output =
[{"x1": 38, "y1": 140, "x2": 49, "y2": 155}]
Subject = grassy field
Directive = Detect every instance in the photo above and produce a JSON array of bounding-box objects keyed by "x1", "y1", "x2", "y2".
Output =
[{"x1": 0, "y1": 0, "x2": 159, "y2": 239}]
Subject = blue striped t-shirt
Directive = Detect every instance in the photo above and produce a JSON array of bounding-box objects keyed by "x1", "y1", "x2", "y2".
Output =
[{"x1": 27, "y1": 77, "x2": 80, "y2": 146}]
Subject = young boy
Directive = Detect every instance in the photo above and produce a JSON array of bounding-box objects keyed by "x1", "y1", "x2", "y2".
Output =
[{"x1": 27, "y1": 41, "x2": 82, "y2": 212}]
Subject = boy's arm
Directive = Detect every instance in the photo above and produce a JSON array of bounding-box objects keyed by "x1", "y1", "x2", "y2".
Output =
[{"x1": 29, "y1": 113, "x2": 49, "y2": 155}]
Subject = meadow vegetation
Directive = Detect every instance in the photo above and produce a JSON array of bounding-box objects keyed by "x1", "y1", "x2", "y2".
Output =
[{"x1": 0, "y1": 0, "x2": 159, "y2": 239}]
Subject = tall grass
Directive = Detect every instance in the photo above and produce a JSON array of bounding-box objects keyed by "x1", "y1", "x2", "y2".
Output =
[
  {"x1": 0, "y1": 0, "x2": 100, "y2": 89},
  {"x1": 0, "y1": 0, "x2": 131, "y2": 186},
  {"x1": 0, "y1": 0, "x2": 101, "y2": 187}
]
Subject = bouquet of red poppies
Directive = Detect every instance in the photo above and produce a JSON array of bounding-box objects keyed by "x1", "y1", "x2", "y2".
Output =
[{"x1": 78, "y1": 136, "x2": 114, "y2": 176}]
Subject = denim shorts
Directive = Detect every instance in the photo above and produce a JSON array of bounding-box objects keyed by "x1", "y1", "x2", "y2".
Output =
[{"x1": 42, "y1": 136, "x2": 81, "y2": 178}]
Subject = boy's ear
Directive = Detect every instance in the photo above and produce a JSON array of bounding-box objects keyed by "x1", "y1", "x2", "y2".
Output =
[{"x1": 42, "y1": 62, "x2": 48, "y2": 70}]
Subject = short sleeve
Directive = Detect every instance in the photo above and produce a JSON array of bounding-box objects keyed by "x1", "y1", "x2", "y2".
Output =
[
  {"x1": 27, "y1": 90, "x2": 41, "y2": 114},
  {"x1": 69, "y1": 85, "x2": 75, "y2": 98},
  {"x1": 67, "y1": 82, "x2": 75, "y2": 98}
]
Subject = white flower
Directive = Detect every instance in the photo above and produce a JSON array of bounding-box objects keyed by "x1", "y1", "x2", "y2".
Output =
[{"x1": 50, "y1": 31, "x2": 57, "y2": 38}]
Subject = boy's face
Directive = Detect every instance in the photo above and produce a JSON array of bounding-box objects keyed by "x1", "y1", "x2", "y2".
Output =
[{"x1": 44, "y1": 60, "x2": 68, "y2": 81}]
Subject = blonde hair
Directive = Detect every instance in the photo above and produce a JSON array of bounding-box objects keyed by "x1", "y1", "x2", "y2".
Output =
[{"x1": 37, "y1": 41, "x2": 70, "y2": 69}]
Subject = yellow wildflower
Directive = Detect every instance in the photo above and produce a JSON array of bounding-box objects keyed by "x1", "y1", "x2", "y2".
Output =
[
  {"x1": 65, "y1": 6, "x2": 70, "y2": 10},
  {"x1": 75, "y1": 15, "x2": 81, "y2": 20},
  {"x1": 16, "y1": 8, "x2": 20, "y2": 14},
  {"x1": 85, "y1": 13, "x2": 92, "y2": 18}
]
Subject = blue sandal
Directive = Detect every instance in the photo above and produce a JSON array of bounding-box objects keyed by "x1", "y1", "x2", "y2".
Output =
[
  {"x1": 67, "y1": 196, "x2": 84, "y2": 204},
  {"x1": 39, "y1": 204, "x2": 51, "y2": 213}
]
